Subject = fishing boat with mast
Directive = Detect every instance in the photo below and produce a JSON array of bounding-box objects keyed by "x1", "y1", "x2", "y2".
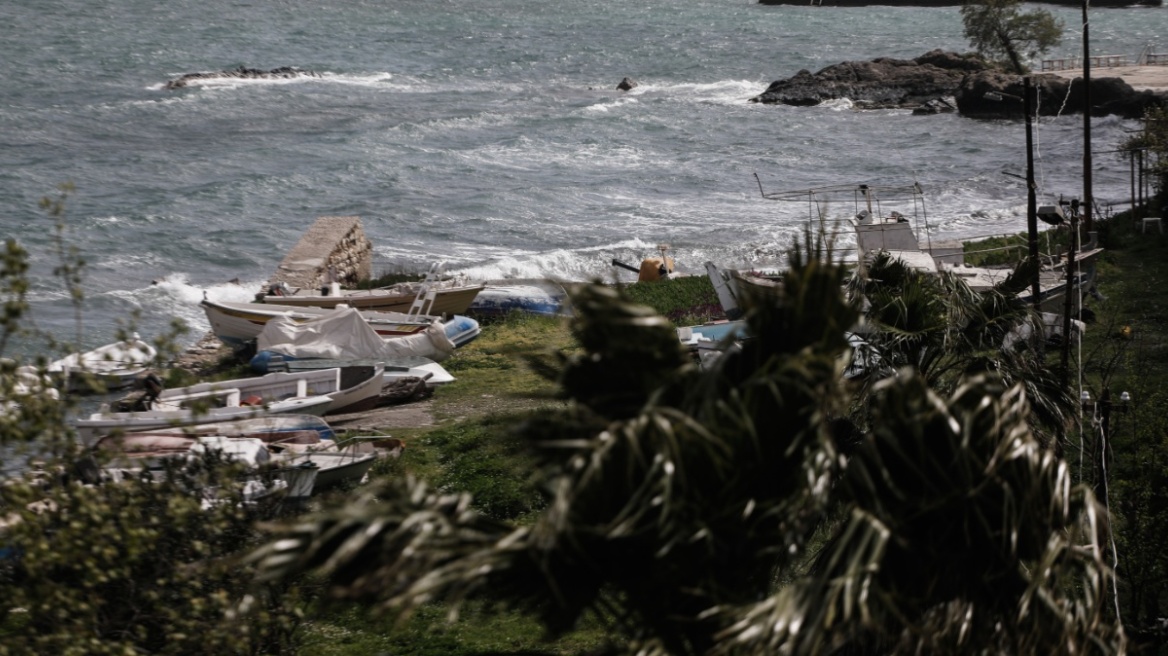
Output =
[{"x1": 752, "y1": 180, "x2": 1098, "y2": 314}]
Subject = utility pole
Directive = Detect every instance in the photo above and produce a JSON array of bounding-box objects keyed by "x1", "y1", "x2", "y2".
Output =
[
  {"x1": 1082, "y1": 0, "x2": 1094, "y2": 234},
  {"x1": 1023, "y1": 76, "x2": 1041, "y2": 310},
  {"x1": 1061, "y1": 200, "x2": 1078, "y2": 386}
]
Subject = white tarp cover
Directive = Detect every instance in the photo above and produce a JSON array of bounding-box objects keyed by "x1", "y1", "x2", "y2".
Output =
[{"x1": 256, "y1": 306, "x2": 456, "y2": 362}]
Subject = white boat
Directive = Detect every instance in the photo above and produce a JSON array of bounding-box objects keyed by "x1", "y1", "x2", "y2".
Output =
[
  {"x1": 754, "y1": 181, "x2": 1099, "y2": 315},
  {"x1": 96, "y1": 427, "x2": 382, "y2": 495},
  {"x1": 268, "y1": 440, "x2": 380, "y2": 492},
  {"x1": 124, "y1": 413, "x2": 338, "y2": 442},
  {"x1": 74, "y1": 394, "x2": 334, "y2": 442},
  {"x1": 47, "y1": 333, "x2": 157, "y2": 393},
  {"x1": 150, "y1": 366, "x2": 384, "y2": 416},
  {"x1": 264, "y1": 280, "x2": 486, "y2": 316},
  {"x1": 200, "y1": 297, "x2": 438, "y2": 348},
  {"x1": 253, "y1": 305, "x2": 468, "y2": 364},
  {"x1": 96, "y1": 434, "x2": 307, "y2": 503},
  {"x1": 261, "y1": 355, "x2": 456, "y2": 388},
  {"x1": 1, "y1": 362, "x2": 61, "y2": 420}
]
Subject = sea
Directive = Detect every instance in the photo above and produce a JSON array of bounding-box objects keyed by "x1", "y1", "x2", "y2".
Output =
[{"x1": 2, "y1": 0, "x2": 1166, "y2": 357}]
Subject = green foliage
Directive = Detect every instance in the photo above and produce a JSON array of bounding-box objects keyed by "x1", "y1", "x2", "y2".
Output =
[
  {"x1": 962, "y1": 0, "x2": 1063, "y2": 74},
  {"x1": 1119, "y1": 106, "x2": 1168, "y2": 200},
  {"x1": 962, "y1": 228, "x2": 1072, "y2": 267},
  {"x1": 250, "y1": 238, "x2": 1120, "y2": 654},
  {"x1": 299, "y1": 600, "x2": 611, "y2": 656},
  {"x1": 849, "y1": 252, "x2": 1073, "y2": 441},
  {"x1": 1, "y1": 191, "x2": 308, "y2": 655},
  {"x1": 425, "y1": 416, "x2": 545, "y2": 521},
  {"x1": 357, "y1": 268, "x2": 424, "y2": 290},
  {"x1": 0, "y1": 457, "x2": 304, "y2": 655},
  {"x1": 620, "y1": 275, "x2": 722, "y2": 325},
  {"x1": 1074, "y1": 208, "x2": 1168, "y2": 636}
]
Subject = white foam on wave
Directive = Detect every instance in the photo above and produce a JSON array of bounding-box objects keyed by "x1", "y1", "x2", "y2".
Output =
[
  {"x1": 653, "y1": 79, "x2": 767, "y2": 105},
  {"x1": 393, "y1": 110, "x2": 515, "y2": 136},
  {"x1": 442, "y1": 237, "x2": 696, "y2": 282},
  {"x1": 462, "y1": 140, "x2": 647, "y2": 172},
  {"x1": 105, "y1": 273, "x2": 265, "y2": 347},
  {"x1": 820, "y1": 98, "x2": 856, "y2": 111},
  {"x1": 582, "y1": 96, "x2": 639, "y2": 113}
]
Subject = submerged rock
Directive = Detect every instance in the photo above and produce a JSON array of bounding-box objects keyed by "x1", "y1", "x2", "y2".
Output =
[{"x1": 165, "y1": 66, "x2": 321, "y2": 90}]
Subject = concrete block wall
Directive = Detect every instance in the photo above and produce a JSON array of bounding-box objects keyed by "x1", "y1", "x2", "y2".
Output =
[{"x1": 266, "y1": 216, "x2": 373, "y2": 293}]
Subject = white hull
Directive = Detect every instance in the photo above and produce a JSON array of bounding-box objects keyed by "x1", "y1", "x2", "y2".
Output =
[
  {"x1": 75, "y1": 395, "x2": 333, "y2": 441},
  {"x1": 48, "y1": 334, "x2": 157, "y2": 393},
  {"x1": 153, "y1": 366, "x2": 384, "y2": 416}
]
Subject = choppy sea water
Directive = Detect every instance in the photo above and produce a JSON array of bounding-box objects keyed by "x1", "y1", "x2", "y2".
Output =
[{"x1": 1, "y1": 0, "x2": 1165, "y2": 355}]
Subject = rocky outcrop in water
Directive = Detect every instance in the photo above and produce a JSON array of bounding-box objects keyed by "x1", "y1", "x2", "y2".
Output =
[
  {"x1": 759, "y1": 0, "x2": 1160, "y2": 6},
  {"x1": 165, "y1": 66, "x2": 321, "y2": 90},
  {"x1": 753, "y1": 50, "x2": 1166, "y2": 118},
  {"x1": 957, "y1": 71, "x2": 1165, "y2": 120},
  {"x1": 750, "y1": 50, "x2": 988, "y2": 110}
]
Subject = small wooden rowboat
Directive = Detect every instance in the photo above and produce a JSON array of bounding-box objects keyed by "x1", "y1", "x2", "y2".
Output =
[
  {"x1": 200, "y1": 298, "x2": 436, "y2": 348},
  {"x1": 265, "y1": 281, "x2": 485, "y2": 316}
]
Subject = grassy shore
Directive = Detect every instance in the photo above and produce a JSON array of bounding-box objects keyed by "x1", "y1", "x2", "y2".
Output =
[
  {"x1": 297, "y1": 280, "x2": 722, "y2": 655},
  {"x1": 300, "y1": 215, "x2": 1168, "y2": 652}
]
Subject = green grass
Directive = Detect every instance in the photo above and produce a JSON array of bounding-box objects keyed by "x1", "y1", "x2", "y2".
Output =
[
  {"x1": 299, "y1": 282, "x2": 723, "y2": 654},
  {"x1": 300, "y1": 601, "x2": 612, "y2": 656},
  {"x1": 619, "y1": 274, "x2": 722, "y2": 325},
  {"x1": 962, "y1": 225, "x2": 1072, "y2": 267}
]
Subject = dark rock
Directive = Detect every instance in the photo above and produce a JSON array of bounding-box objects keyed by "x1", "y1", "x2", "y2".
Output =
[
  {"x1": 750, "y1": 49, "x2": 989, "y2": 109},
  {"x1": 752, "y1": 50, "x2": 1166, "y2": 118},
  {"x1": 617, "y1": 77, "x2": 638, "y2": 91},
  {"x1": 758, "y1": 0, "x2": 1161, "y2": 6},
  {"x1": 955, "y1": 71, "x2": 1165, "y2": 119},
  {"x1": 911, "y1": 96, "x2": 958, "y2": 115},
  {"x1": 166, "y1": 66, "x2": 321, "y2": 90}
]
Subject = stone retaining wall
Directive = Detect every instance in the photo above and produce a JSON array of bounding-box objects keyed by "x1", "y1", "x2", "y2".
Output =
[{"x1": 266, "y1": 216, "x2": 373, "y2": 293}]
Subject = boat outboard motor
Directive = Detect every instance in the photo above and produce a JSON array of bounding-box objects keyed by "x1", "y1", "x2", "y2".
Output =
[
  {"x1": 137, "y1": 372, "x2": 164, "y2": 411},
  {"x1": 112, "y1": 371, "x2": 164, "y2": 412}
]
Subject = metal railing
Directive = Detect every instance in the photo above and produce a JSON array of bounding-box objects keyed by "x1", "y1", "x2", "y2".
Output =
[
  {"x1": 1042, "y1": 54, "x2": 1132, "y2": 70},
  {"x1": 1042, "y1": 58, "x2": 1081, "y2": 71}
]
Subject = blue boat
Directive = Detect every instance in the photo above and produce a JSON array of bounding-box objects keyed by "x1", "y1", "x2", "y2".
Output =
[{"x1": 467, "y1": 281, "x2": 571, "y2": 318}]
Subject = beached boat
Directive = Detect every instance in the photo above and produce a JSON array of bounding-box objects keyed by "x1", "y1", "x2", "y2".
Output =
[
  {"x1": 74, "y1": 394, "x2": 334, "y2": 442},
  {"x1": 200, "y1": 298, "x2": 438, "y2": 348},
  {"x1": 467, "y1": 280, "x2": 572, "y2": 317},
  {"x1": 252, "y1": 305, "x2": 474, "y2": 364},
  {"x1": 268, "y1": 441, "x2": 379, "y2": 492},
  {"x1": 264, "y1": 280, "x2": 486, "y2": 316},
  {"x1": 47, "y1": 333, "x2": 157, "y2": 393},
  {"x1": 754, "y1": 181, "x2": 1100, "y2": 315},
  {"x1": 96, "y1": 426, "x2": 381, "y2": 495},
  {"x1": 74, "y1": 372, "x2": 340, "y2": 441},
  {"x1": 1, "y1": 362, "x2": 61, "y2": 420},
  {"x1": 136, "y1": 413, "x2": 338, "y2": 442},
  {"x1": 254, "y1": 354, "x2": 456, "y2": 387},
  {"x1": 150, "y1": 366, "x2": 385, "y2": 416}
]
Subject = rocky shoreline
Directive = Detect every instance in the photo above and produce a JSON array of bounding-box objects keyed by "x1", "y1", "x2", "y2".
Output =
[{"x1": 750, "y1": 49, "x2": 1167, "y2": 119}]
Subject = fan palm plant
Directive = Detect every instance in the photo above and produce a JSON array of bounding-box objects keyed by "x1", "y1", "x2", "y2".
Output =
[
  {"x1": 847, "y1": 252, "x2": 1074, "y2": 444},
  {"x1": 249, "y1": 243, "x2": 1121, "y2": 654}
]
